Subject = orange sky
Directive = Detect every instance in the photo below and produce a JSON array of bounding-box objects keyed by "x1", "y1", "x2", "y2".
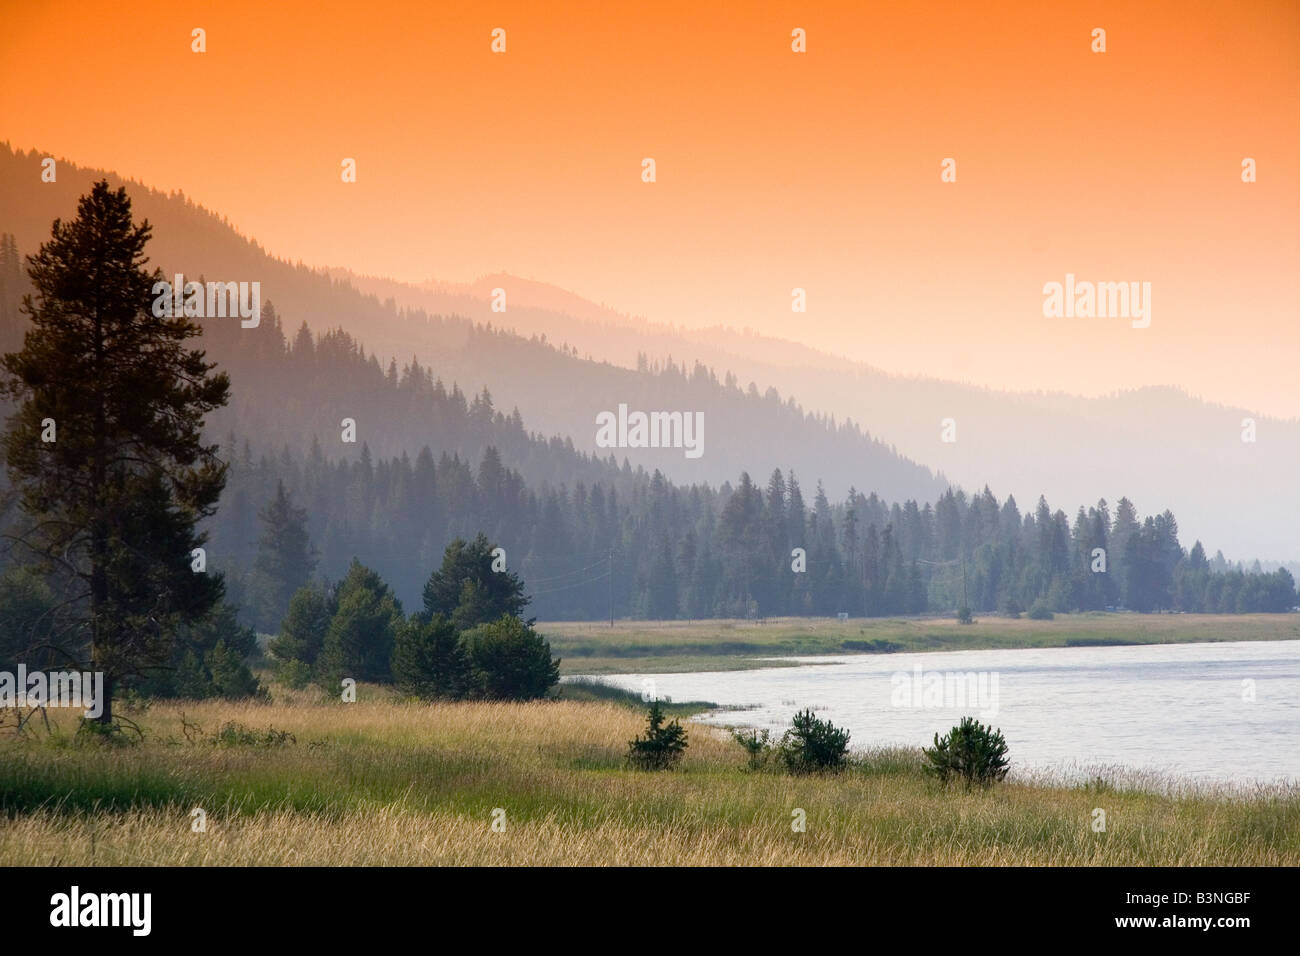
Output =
[{"x1": 2, "y1": 0, "x2": 1298, "y2": 416}]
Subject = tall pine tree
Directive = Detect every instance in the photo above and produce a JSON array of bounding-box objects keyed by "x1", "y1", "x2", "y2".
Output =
[
  {"x1": 0, "y1": 181, "x2": 230, "y2": 723},
  {"x1": 250, "y1": 479, "x2": 317, "y2": 632}
]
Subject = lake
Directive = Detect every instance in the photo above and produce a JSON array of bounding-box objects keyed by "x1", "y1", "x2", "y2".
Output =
[{"x1": 578, "y1": 639, "x2": 1300, "y2": 786}]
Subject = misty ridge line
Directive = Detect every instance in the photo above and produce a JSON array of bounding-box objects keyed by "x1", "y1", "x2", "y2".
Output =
[
  {"x1": 3, "y1": 144, "x2": 1290, "y2": 420},
  {"x1": 4, "y1": 145, "x2": 1299, "y2": 565},
  {"x1": 0, "y1": 273, "x2": 1289, "y2": 580},
  {"x1": 0, "y1": 147, "x2": 1246, "y2": 416},
  {"x1": 340, "y1": 260, "x2": 1300, "y2": 425}
]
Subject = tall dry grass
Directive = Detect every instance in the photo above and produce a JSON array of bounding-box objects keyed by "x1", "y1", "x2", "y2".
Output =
[{"x1": 2, "y1": 693, "x2": 1296, "y2": 865}]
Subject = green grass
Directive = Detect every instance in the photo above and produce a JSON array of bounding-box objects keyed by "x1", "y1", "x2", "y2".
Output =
[
  {"x1": 553, "y1": 677, "x2": 715, "y2": 717},
  {"x1": 540, "y1": 612, "x2": 1300, "y2": 673},
  {"x1": 1, "y1": 694, "x2": 1296, "y2": 865}
]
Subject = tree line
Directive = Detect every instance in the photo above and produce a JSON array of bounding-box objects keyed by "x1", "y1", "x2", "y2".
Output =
[{"x1": 227, "y1": 438, "x2": 1297, "y2": 631}]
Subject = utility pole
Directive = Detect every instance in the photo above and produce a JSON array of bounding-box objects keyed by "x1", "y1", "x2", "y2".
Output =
[
  {"x1": 608, "y1": 548, "x2": 613, "y2": 628},
  {"x1": 863, "y1": 550, "x2": 869, "y2": 618},
  {"x1": 961, "y1": 551, "x2": 969, "y2": 611}
]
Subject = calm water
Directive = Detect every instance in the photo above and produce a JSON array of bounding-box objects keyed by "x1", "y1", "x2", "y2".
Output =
[{"x1": 579, "y1": 640, "x2": 1300, "y2": 786}]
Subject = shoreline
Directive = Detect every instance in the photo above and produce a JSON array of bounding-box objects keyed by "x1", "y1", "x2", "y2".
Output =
[{"x1": 543, "y1": 611, "x2": 1300, "y2": 674}]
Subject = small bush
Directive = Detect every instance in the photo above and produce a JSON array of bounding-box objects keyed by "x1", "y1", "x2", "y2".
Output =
[
  {"x1": 74, "y1": 717, "x2": 137, "y2": 746},
  {"x1": 138, "y1": 602, "x2": 264, "y2": 700},
  {"x1": 212, "y1": 721, "x2": 294, "y2": 747},
  {"x1": 923, "y1": 716, "x2": 1010, "y2": 789},
  {"x1": 956, "y1": 606, "x2": 974, "y2": 624},
  {"x1": 780, "y1": 709, "x2": 850, "y2": 773},
  {"x1": 730, "y1": 728, "x2": 775, "y2": 770},
  {"x1": 276, "y1": 657, "x2": 313, "y2": 690},
  {"x1": 627, "y1": 701, "x2": 688, "y2": 770},
  {"x1": 840, "y1": 639, "x2": 903, "y2": 653},
  {"x1": 181, "y1": 717, "x2": 295, "y2": 748},
  {"x1": 1027, "y1": 600, "x2": 1054, "y2": 620}
]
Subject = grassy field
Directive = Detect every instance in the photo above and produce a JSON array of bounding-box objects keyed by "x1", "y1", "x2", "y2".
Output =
[
  {"x1": 2, "y1": 689, "x2": 1297, "y2": 865},
  {"x1": 542, "y1": 612, "x2": 1300, "y2": 673}
]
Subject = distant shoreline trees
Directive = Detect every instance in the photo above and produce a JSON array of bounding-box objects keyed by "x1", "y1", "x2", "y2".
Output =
[{"x1": 211, "y1": 441, "x2": 1297, "y2": 624}]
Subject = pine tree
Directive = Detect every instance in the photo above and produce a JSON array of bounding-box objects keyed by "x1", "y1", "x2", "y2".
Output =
[
  {"x1": 137, "y1": 600, "x2": 261, "y2": 699},
  {"x1": 318, "y1": 559, "x2": 402, "y2": 684},
  {"x1": 0, "y1": 181, "x2": 230, "y2": 724},
  {"x1": 250, "y1": 480, "x2": 317, "y2": 632},
  {"x1": 461, "y1": 615, "x2": 559, "y2": 700},
  {"x1": 391, "y1": 612, "x2": 469, "y2": 699},
  {"x1": 627, "y1": 700, "x2": 688, "y2": 770},
  {"x1": 422, "y1": 534, "x2": 531, "y2": 629},
  {"x1": 268, "y1": 582, "x2": 336, "y2": 674}
]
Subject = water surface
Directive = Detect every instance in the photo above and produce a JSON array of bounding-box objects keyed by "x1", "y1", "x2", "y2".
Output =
[{"x1": 580, "y1": 639, "x2": 1300, "y2": 785}]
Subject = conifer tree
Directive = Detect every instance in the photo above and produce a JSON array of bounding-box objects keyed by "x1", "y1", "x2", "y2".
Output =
[
  {"x1": 0, "y1": 181, "x2": 230, "y2": 723},
  {"x1": 250, "y1": 480, "x2": 317, "y2": 632}
]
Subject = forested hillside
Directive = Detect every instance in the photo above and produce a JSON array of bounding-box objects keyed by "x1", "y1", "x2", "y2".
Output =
[
  {"x1": 182, "y1": 316, "x2": 1293, "y2": 625},
  {"x1": 2, "y1": 220, "x2": 1292, "y2": 630},
  {"x1": 0, "y1": 144, "x2": 947, "y2": 507},
  {"x1": 9, "y1": 144, "x2": 1298, "y2": 566}
]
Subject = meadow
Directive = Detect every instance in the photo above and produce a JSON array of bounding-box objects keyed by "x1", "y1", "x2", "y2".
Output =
[
  {"x1": 2, "y1": 683, "x2": 1297, "y2": 866},
  {"x1": 543, "y1": 612, "x2": 1300, "y2": 673}
]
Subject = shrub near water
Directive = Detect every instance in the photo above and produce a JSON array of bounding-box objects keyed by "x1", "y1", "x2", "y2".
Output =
[
  {"x1": 781, "y1": 709, "x2": 851, "y2": 773},
  {"x1": 1027, "y1": 601, "x2": 1054, "y2": 621},
  {"x1": 730, "y1": 710, "x2": 851, "y2": 773},
  {"x1": 627, "y1": 701, "x2": 688, "y2": 770},
  {"x1": 924, "y1": 716, "x2": 1010, "y2": 789}
]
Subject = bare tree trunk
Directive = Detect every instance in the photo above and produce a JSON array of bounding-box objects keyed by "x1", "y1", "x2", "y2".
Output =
[
  {"x1": 91, "y1": 287, "x2": 110, "y2": 726},
  {"x1": 97, "y1": 672, "x2": 113, "y2": 726}
]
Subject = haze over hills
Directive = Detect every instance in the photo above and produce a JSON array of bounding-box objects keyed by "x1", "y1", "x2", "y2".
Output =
[
  {"x1": 0, "y1": 144, "x2": 944, "y2": 509},
  {"x1": 336, "y1": 236, "x2": 1300, "y2": 570},
  {"x1": 2, "y1": 142, "x2": 1296, "y2": 561}
]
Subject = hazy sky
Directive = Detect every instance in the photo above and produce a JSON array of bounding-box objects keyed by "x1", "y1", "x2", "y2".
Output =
[{"x1": 3, "y1": 0, "x2": 1298, "y2": 416}]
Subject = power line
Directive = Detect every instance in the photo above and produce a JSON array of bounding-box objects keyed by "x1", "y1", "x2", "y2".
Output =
[
  {"x1": 530, "y1": 569, "x2": 610, "y2": 597},
  {"x1": 526, "y1": 556, "x2": 612, "y2": 586}
]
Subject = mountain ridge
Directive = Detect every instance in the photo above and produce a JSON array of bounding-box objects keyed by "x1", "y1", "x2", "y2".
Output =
[{"x1": 2, "y1": 142, "x2": 1295, "y2": 560}]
